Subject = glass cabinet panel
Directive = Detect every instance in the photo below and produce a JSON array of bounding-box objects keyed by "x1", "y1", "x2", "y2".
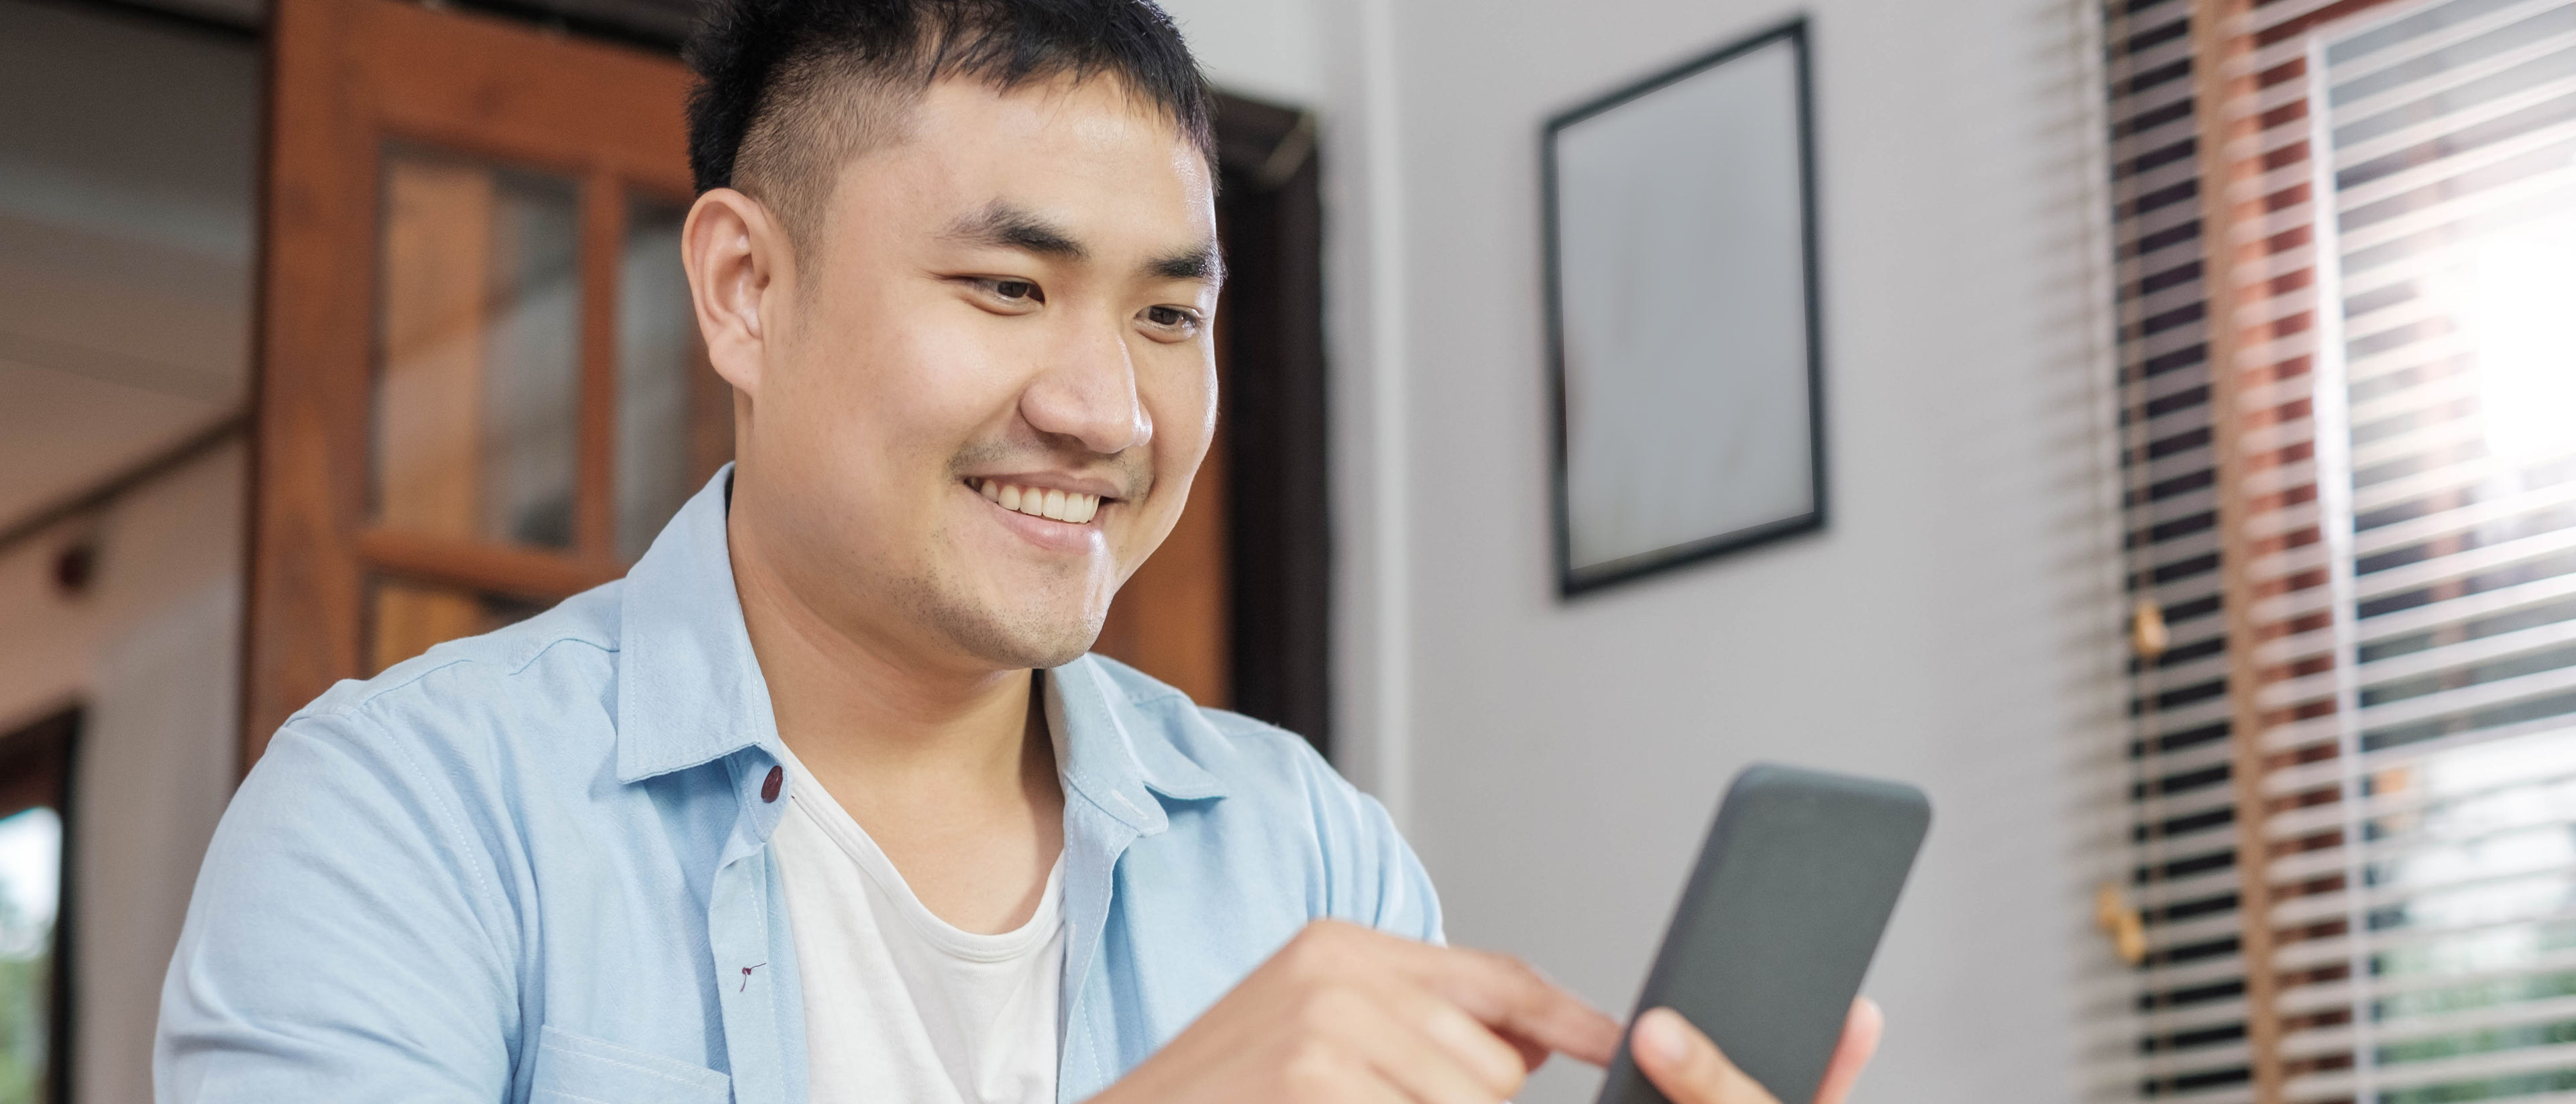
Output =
[
  {"x1": 360, "y1": 154, "x2": 728, "y2": 673},
  {"x1": 372, "y1": 146, "x2": 582, "y2": 551}
]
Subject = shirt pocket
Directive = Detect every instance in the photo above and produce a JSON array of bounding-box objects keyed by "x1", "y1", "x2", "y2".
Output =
[{"x1": 529, "y1": 1024, "x2": 734, "y2": 1104}]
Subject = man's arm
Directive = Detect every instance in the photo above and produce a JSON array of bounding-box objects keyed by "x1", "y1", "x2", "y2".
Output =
[{"x1": 157, "y1": 711, "x2": 517, "y2": 1102}]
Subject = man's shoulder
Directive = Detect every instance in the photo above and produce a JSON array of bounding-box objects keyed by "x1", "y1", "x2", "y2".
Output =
[
  {"x1": 289, "y1": 581, "x2": 626, "y2": 743},
  {"x1": 1073, "y1": 653, "x2": 1360, "y2": 810}
]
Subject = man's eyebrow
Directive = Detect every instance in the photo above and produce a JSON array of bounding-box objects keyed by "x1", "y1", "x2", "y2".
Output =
[
  {"x1": 942, "y1": 201, "x2": 1087, "y2": 262},
  {"x1": 1148, "y1": 239, "x2": 1225, "y2": 284}
]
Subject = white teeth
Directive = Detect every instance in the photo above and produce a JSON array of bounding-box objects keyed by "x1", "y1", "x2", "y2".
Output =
[{"x1": 978, "y1": 480, "x2": 1102, "y2": 524}]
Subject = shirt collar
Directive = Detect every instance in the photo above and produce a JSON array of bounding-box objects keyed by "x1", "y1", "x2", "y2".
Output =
[
  {"x1": 616, "y1": 466, "x2": 780, "y2": 783},
  {"x1": 614, "y1": 466, "x2": 1228, "y2": 822},
  {"x1": 1048, "y1": 657, "x2": 1227, "y2": 834}
]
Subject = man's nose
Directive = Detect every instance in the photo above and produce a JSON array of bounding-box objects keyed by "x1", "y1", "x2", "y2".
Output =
[{"x1": 1020, "y1": 317, "x2": 1153, "y2": 456}]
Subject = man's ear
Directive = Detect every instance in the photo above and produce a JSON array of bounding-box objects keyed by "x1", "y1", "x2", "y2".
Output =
[{"x1": 683, "y1": 187, "x2": 792, "y2": 396}]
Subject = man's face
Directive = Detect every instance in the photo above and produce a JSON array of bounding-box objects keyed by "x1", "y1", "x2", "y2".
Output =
[{"x1": 726, "y1": 76, "x2": 1220, "y2": 672}]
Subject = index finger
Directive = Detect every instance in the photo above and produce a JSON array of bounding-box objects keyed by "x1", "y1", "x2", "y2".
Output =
[{"x1": 1395, "y1": 944, "x2": 1622, "y2": 1066}]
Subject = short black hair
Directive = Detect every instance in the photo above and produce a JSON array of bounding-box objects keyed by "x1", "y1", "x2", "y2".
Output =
[{"x1": 683, "y1": 0, "x2": 1215, "y2": 248}]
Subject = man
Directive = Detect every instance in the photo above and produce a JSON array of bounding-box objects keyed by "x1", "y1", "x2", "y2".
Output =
[{"x1": 158, "y1": 1, "x2": 1880, "y2": 1101}]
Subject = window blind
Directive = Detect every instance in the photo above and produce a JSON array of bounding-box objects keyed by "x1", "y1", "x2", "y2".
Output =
[
  {"x1": 2099, "y1": 0, "x2": 2267, "y2": 1097},
  {"x1": 2277, "y1": 1, "x2": 2576, "y2": 1100},
  {"x1": 2098, "y1": 0, "x2": 2576, "y2": 1101}
]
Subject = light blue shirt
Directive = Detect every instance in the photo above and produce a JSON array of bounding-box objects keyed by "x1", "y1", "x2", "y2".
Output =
[{"x1": 157, "y1": 470, "x2": 1440, "y2": 1103}]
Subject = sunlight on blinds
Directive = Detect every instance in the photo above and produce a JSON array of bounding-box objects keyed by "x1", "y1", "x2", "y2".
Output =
[
  {"x1": 2459, "y1": 221, "x2": 2576, "y2": 464},
  {"x1": 2286, "y1": 1, "x2": 2576, "y2": 1099}
]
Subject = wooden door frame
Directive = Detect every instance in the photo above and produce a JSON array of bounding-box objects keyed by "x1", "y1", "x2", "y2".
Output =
[
  {"x1": 246, "y1": 0, "x2": 693, "y2": 761},
  {"x1": 1211, "y1": 94, "x2": 1332, "y2": 755}
]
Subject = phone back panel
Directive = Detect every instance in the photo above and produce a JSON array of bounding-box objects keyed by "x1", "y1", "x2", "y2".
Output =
[{"x1": 1596, "y1": 763, "x2": 1930, "y2": 1104}]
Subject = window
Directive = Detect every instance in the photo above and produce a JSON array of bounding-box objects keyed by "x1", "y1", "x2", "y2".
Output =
[
  {"x1": 0, "y1": 709, "x2": 74, "y2": 1104},
  {"x1": 2102, "y1": 0, "x2": 2576, "y2": 1099}
]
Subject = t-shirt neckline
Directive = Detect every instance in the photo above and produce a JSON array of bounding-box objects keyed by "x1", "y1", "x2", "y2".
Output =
[{"x1": 773, "y1": 744, "x2": 1066, "y2": 963}]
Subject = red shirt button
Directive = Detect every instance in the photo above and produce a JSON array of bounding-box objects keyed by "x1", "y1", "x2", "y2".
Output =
[{"x1": 761, "y1": 765, "x2": 783, "y2": 803}]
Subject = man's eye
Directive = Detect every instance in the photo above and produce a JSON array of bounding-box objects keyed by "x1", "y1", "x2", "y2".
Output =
[
  {"x1": 989, "y1": 279, "x2": 1039, "y2": 302},
  {"x1": 1144, "y1": 305, "x2": 1197, "y2": 329}
]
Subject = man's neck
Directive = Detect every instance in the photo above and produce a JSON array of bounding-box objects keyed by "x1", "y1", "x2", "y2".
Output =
[
  {"x1": 727, "y1": 509, "x2": 1064, "y2": 934},
  {"x1": 733, "y1": 547, "x2": 1030, "y2": 781}
]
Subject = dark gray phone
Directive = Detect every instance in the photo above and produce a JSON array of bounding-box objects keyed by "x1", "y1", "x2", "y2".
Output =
[{"x1": 1595, "y1": 763, "x2": 1930, "y2": 1104}]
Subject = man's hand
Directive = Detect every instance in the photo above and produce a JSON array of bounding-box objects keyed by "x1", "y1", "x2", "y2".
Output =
[
  {"x1": 1089, "y1": 920, "x2": 1881, "y2": 1104},
  {"x1": 1629, "y1": 999, "x2": 1884, "y2": 1104}
]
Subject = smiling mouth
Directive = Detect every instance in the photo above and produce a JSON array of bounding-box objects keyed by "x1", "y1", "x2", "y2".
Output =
[{"x1": 973, "y1": 478, "x2": 1105, "y2": 524}]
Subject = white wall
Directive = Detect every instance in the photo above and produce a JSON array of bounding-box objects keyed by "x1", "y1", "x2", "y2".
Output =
[
  {"x1": 1298, "y1": 0, "x2": 2132, "y2": 1100},
  {"x1": 1155, "y1": 0, "x2": 1327, "y2": 106}
]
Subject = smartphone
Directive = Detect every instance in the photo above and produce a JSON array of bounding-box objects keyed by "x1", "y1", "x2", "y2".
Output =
[{"x1": 1595, "y1": 763, "x2": 1931, "y2": 1104}]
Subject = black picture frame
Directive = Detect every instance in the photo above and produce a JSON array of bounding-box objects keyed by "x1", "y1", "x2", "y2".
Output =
[{"x1": 1542, "y1": 17, "x2": 1827, "y2": 598}]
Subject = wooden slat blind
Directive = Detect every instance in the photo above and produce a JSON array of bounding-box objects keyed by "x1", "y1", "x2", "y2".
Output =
[{"x1": 2097, "y1": 0, "x2": 2271, "y2": 1097}]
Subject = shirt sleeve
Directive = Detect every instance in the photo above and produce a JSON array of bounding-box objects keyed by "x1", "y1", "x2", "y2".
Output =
[
  {"x1": 1353, "y1": 788, "x2": 1446, "y2": 947},
  {"x1": 156, "y1": 709, "x2": 518, "y2": 1103},
  {"x1": 1267, "y1": 725, "x2": 1445, "y2": 948}
]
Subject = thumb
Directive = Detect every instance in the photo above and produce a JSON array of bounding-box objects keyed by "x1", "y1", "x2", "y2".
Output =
[
  {"x1": 1629, "y1": 1007, "x2": 1780, "y2": 1104},
  {"x1": 1813, "y1": 997, "x2": 1882, "y2": 1104}
]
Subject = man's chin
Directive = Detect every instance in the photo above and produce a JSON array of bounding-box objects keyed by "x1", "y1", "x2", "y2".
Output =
[
  {"x1": 998, "y1": 631, "x2": 1097, "y2": 672},
  {"x1": 886, "y1": 558, "x2": 1112, "y2": 671},
  {"x1": 926, "y1": 600, "x2": 1104, "y2": 673}
]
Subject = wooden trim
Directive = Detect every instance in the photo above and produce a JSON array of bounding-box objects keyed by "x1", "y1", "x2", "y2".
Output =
[
  {"x1": 356, "y1": 0, "x2": 692, "y2": 195},
  {"x1": 356, "y1": 529, "x2": 625, "y2": 600},
  {"x1": 0, "y1": 708, "x2": 75, "y2": 824},
  {"x1": 247, "y1": 0, "x2": 377, "y2": 761},
  {"x1": 577, "y1": 172, "x2": 627, "y2": 560},
  {"x1": 2189, "y1": 1, "x2": 2283, "y2": 1100},
  {"x1": 1208, "y1": 93, "x2": 1332, "y2": 749}
]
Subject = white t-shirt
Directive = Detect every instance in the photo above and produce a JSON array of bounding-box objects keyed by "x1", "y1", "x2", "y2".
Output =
[{"x1": 771, "y1": 749, "x2": 1066, "y2": 1104}]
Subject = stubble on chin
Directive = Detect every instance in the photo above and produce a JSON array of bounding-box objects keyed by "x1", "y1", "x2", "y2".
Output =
[{"x1": 885, "y1": 546, "x2": 1107, "y2": 671}]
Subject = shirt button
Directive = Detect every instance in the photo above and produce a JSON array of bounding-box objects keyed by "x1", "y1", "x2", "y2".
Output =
[{"x1": 761, "y1": 765, "x2": 783, "y2": 803}]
